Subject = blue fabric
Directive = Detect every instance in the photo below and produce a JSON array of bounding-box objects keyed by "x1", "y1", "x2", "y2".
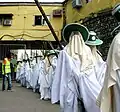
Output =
[{"x1": 2, "y1": 73, "x2": 12, "y2": 90}]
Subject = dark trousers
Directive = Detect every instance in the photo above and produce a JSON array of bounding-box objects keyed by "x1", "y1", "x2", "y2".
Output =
[
  {"x1": 11, "y1": 72, "x2": 16, "y2": 81},
  {"x1": 2, "y1": 73, "x2": 12, "y2": 91},
  {"x1": 14, "y1": 72, "x2": 16, "y2": 81},
  {"x1": 11, "y1": 68, "x2": 14, "y2": 81}
]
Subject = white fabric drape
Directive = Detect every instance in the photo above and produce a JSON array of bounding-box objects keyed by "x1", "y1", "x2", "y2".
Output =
[
  {"x1": 38, "y1": 56, "x2": 57, "y2": 100},
  {"x1": 65, "y1": 32, "x2": 93, "y2": 72},
  {"x1": 52, "y1": 50, "x2": 102, "y2": 112},
  {"x1": 52, "y1": 32, "x2": 102, "y2": 112},
  {"x1": 90, "y1": 46, "x2": 106, "y2": 86},
  {"x1": 97, "y1": 32, "x2": 120, "y2": 112}
]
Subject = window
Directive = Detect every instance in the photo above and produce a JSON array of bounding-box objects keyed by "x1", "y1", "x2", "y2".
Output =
[
  {"x1": 34, "y1": 15, "x2": 50, "y2": 26},
  {"x1": 0, "y1": 14, "x2": 13, "y2": 26},
  {"x1": 35, "y1": 16, "x2": 42, "y2": 25}
]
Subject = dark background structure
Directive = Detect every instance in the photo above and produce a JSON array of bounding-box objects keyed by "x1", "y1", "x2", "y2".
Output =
[{"x1": 81, "y1": 9, "x2": 119, "y2": 60}]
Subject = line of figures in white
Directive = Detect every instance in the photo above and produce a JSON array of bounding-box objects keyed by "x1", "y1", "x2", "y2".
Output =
[{"x1": 16, "y1": 34, "x2": 108, "y2": 112}]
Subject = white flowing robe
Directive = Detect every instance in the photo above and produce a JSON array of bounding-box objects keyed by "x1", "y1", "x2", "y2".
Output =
[
  {"x1": 24, "y1": 63, "x2": 31, "y2": 89},
  {"x1": 94, "y1": 60, "x2": 106, "y2": 86},
  {"x1": 38, "y1": 56, "x2": 57, "y2": 100},
  {"x1": 38, "y1": 59, "x2": 51, "y2": 99},
  {"x1": 113, "y1": 70, "x2": 120, "y2": 112},
  {"x1": 38, "y1": 60, "x2": 45, "y2": 91},
  {"x1": 20, "y1": 62, "x2": 27, "y2": 86},
  {"x1": 31, "y1": 63, "x2": 40, "y2": 92},
  {"x1": 47, "y1": 56, "x2": 57, "y2": 92},
  {"x1": 16, "y1": 63, "x2": 22, "y2": 81},
  {"x1": 90, "y1": 47, "x2": 107, "y2": 86},
  {"x1": 38, "y1": 57, "x2": 57, "y2": 99},
  {"x1": 52, "y1": 50, "x2": 102, "y2": 112},
  {"x1": 29, "y1": 59, "x2": 36, "y2": 89},
  {"x1": 97, "y1": 32, "x2": 120, "y2": 112}
]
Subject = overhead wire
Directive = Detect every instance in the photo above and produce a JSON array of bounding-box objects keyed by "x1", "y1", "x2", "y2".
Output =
[{"x1": 0, "y1": 31, "x2": 59, "y2": 40}]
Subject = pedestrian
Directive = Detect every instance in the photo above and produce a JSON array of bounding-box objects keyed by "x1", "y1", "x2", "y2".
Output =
[
  {"x1": 2, "y1": 53, "x2": 12, "y2": 91},
  {"x1": 11, "y1": 53, "x2": 17, "y2": 81}
]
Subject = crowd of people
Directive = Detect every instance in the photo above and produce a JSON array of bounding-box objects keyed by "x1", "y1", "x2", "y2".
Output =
[{"x1": 1, "y1": 4, "x2": 120, "y2": 112}]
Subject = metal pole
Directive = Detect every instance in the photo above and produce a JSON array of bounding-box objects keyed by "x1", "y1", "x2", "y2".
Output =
[
  {"x1": 48, "y1": 41, "x2": 58, "y2": 58},
  {"x1": 34, "y1": 0, "x2": 63, "y2": 50}
]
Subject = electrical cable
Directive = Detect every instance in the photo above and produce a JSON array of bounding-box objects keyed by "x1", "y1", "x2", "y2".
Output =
[{"x1": 0, "y1": 31, "x2": 59, "y2": 40}]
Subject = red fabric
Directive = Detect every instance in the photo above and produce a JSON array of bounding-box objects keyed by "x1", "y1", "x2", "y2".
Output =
[{"x1": 3, "y1": 58, "x2": 10, "y2": 64}]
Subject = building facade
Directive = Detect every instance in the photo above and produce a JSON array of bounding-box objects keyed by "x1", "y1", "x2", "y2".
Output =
[
  {"x1": 0, "y1": 2, "x2": 63, "y2": 41},
  {"x1": 63, "y1": 0, "x2": 120, "y2": 60},
  {"x1": 63, "y1": 0, "x2": 120, "y2": 24}
]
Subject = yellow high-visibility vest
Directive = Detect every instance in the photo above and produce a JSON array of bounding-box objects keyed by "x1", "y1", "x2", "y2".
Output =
[
  {"x1": 2, "y1": 58, "x2": 11, "y2": 75},
  {"x1": 14, "y1": 64, "x2": 17, "y2": 72}
]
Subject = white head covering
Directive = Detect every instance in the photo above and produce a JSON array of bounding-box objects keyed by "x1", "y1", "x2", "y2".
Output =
[
  {"x1": 65, "y1": 31, "x2": 93, "y2": 72},
  {"x1": 89, "y1": 46, "x2": 103, "y2": 65},
  {"x1": 44, "y1": 57, "x2": 49, "y2": 73},
  {"x1": 97, "y1": 32, "x2": 120, "y2": 112}
]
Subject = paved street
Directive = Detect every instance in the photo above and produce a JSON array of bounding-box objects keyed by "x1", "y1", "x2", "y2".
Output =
[{"x1": 0, "y1": 82, "x2": 59, "y2": 112}]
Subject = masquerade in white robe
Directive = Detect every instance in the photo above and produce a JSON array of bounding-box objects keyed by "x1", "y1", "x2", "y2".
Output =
[
  {"x1": 97, "y1": 32, "x2": 120, "y2": 112},
  {"x1": 52, "y1": 32, "x2": 102, "y2": 112}
]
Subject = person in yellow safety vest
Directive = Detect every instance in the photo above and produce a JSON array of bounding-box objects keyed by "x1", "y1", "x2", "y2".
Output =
[{"x1": 2, "y1": 53, "x2": 12, "y2": 91}]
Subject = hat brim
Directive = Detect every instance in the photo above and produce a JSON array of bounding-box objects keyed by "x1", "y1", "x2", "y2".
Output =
[
  {"x1": 112, "y1": 4, "x2": 120, "y2": 15},
  {"x1": 85, "y1": 39, "x2": 103, "y2": 46},
  {"x1": 62, "y1": 23, "x2": 89, "y2": 42},
  {"x1": 47, "y1": 53, "x2": 55, "y2": 56},
  {"x1": 47, "y1": 50, "x2": 59, "y2": 56}
]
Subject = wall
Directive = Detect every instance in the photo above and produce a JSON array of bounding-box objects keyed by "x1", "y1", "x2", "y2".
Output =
[
  {"x1": 64, "y1": 0, "x2": 120, "y2": 24},
  {"x1": 82, "y1": 11, "x2": 119, "y2": 60},
  {"x1": 0, "y1": 3, "x2": 63, "y2": 41},
  {"x1": 64, "y1": 0, "x2": 120, "y2": 60}
]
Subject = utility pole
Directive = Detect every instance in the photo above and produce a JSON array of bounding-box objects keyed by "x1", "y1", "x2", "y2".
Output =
[{"x1": 34, "y1": 0, "x2": 63, "y2": 50}]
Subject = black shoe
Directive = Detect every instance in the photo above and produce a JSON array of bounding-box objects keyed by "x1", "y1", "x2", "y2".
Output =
[{"x1": 7, "y1": 88, "x2": 11, "y2": 91}]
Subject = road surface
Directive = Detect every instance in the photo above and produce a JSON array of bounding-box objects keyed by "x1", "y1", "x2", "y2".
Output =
[{"x1": 0, "y1": 81, "x2": 59, "y2": 112}]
